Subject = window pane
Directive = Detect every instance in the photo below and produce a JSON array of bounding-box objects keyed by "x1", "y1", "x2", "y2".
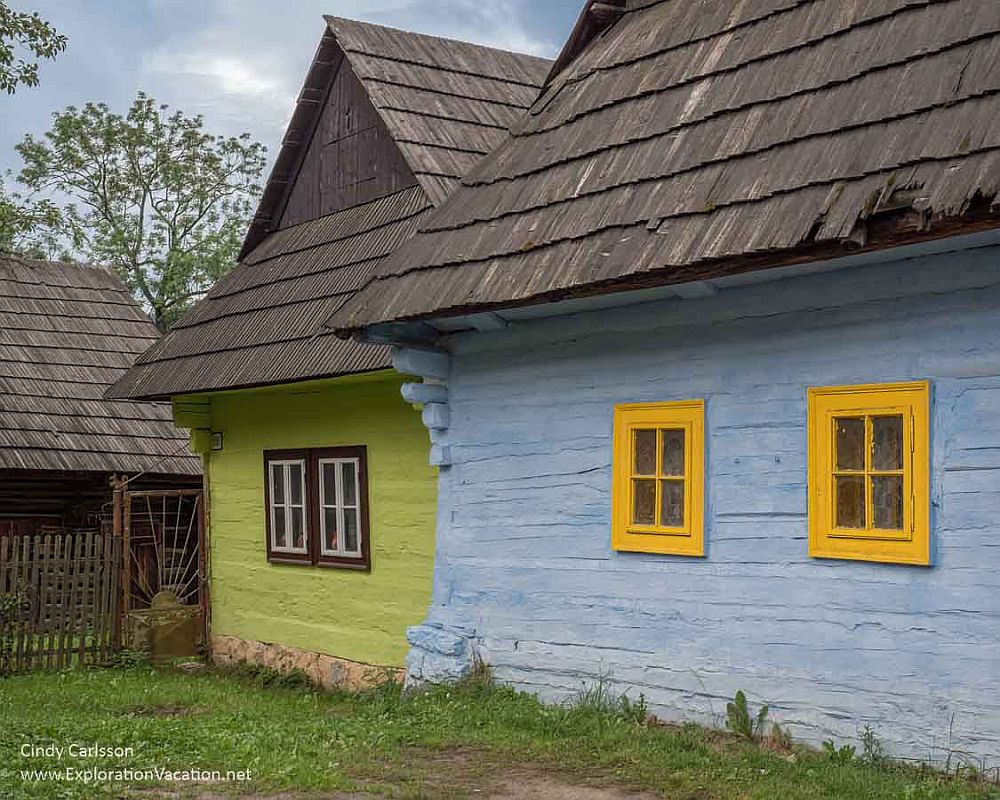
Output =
[
  {"x1": 835, "y1": 418, "x2": 865, "y2": 471},
  {"x1": 322, "y1": 462, "x2": 338, "y2": 507},
  {"x1": 290, "y1": 507, "x2": 305, "y2": 549},
  {"x1": 288, "y1": 462, "x2": 304, "y2": 504},
  {"x1": 270, "y1": 464, "x2": 285, "y2": 505},
  {"x1": 273, "y1": 508, "x2": 287, "y2": 549},
  {"x1": 324, "y1": 507, "x2": 338, "y2": 552},
  {"x1": 872, "y1": 475, "x2": 904, "y2": 530},
  {"x1": 660, "y1": 429, "x2": 685, "y2": 476},
  {"x1": 660, "y1": 479, "x2": 684, "y2": 527},
  {"x1": 835, "y1": 476, "x2": 866, "y2": 528},
  {"x1": 872, "y1": 415, "x2": 904, "y2": 471},
  {"x1": 343, "y1": 508, "x2": 360, "y2": 554},
  {"x1": 342, "y1": 461, "x2": 357, "y2": 506},
  {"x1": 633, "y1": 430, "x2": 656, "y2": 475},
  {"x1": 632, "y1": 479, "x2": 655, "y2": 525}
]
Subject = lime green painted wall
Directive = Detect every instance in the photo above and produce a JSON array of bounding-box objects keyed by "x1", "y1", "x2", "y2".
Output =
[{"x1": 200, "y1": 373, "x2": 436, "y2": 667}]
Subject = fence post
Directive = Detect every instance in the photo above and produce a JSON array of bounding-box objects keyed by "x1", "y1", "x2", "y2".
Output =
[{"x1": 111, "y1": 475, "x2": 126, "y2": 649}]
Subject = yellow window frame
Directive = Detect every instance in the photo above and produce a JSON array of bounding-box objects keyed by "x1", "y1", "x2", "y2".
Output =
[
  {"x1": 612, "y1": 400, "x2": 705, "y2": 557},
  {"x1": 807, "y1": 381, "x2": 930, "y2": 565}
]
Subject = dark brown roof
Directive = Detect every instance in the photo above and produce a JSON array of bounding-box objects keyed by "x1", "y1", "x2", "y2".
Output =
[
  {"x1": 109, "y1": 188, "x2": 432, "y2": 399},
  {"x1": 0, "y1": 256, "x2": 200, "y2": 475},
  {"x1": 329, "y1": 0, "x2": 1000, "y2": 331},
  {"x1": 110, "y1": 17, "x2": 550, "y2": 401},
  {"x1": 239, "y1": 16, "x2": 551, "y2": 259},
  {"x1": 327, "y1": 15, "x2": 551, "y2": 205}
]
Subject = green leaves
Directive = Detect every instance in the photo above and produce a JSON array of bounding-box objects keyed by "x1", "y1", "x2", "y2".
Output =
[
  {"x1": 725, "y1": 689, "x2": 770, "y2": 742},
  {"x1": 0, "y1": 1, "x2": 66, "y2": 94},
  {"x1": 0, "y1": 175, "x2": 60, "y2": 257},
  {"x1": 14, "y1": 92, "x2": 266, "y2": 329}
]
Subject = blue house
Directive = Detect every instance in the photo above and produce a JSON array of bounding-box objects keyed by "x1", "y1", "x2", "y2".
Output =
[{"x1": 330, "y1": 0, "x2": 1000, "y2": 762}]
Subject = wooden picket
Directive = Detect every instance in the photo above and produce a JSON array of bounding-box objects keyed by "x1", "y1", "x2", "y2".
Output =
[{"x1": 0, "y1": 531, "x2": 121, "y2": 674}]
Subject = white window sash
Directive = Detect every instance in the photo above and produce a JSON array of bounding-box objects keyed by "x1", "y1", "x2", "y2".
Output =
[
  {"x1": 318, "y1": 458, "x2": 361, "y2": 558},
  {"x1": 268, "y1": 459, "x2": 308, "y2": 554}
]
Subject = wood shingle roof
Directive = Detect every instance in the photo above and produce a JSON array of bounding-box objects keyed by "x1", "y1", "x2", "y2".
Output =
[
  {"x1": 328, "y1": 14, "x2": 550, "y2": 206},
  {"x1": 109, "y1": 17, "x2": 550, "y2": 400},
  {"x1": 0, "y1": 256, "x2": 200, "y2": 475},
  {"x1": 328, "y1": 0, "x2": 1000, "y2": 331}
]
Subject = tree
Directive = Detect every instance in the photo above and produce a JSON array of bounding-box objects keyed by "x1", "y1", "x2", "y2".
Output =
[
  {"x1": 16, "y1": 93, "x2": 267, "y2": 329},
  {"x1": 0, "y1": 1, "x2": 66, "y2": 94},
  {"x1": 0, "y1": 174, "x2": 59, "y2": 257}
]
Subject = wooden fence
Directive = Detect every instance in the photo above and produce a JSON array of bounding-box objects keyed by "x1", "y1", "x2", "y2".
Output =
[{"x1": 0, "y1": 531, "x2": 121, "y2": 673}]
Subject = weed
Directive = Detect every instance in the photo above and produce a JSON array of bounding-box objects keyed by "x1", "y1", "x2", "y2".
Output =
[
  {"x1": 224, "y1": 661, "x2": 316, "y2": 690},
  {"x1": 769, "y1": 721, "x2": 793, "y2": 751},
  {"x1": 574, "y1": 675, "x2": 619, "y2": 714},
  {"x1": 619, "y1": 692, "x2": 649, "y2": 724},
  {"x1": 861, "y1": 724, "x2": 885, "y2": 764},
  {"x1": 726, "y1": 690, "x2": 769, "y2": 742},
  {"x1": 574, "y1": 676, "x2": 648, "y2": 725},
  {"x1": 105, "y1": 648, "x2": 150, "y2": 669},
  {"x1": 466, "y1": 655, "x2": 493, "y2": 688},
  {"x1": 823, "y1": 739, "x2": 858, "y2": 765},
  {"x1": 0, "y1": 587, "x2": 27, "y2": 675}
]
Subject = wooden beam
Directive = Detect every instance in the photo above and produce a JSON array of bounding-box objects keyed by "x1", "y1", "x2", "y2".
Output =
[{"x1": 590, "y1": 2, "x2": 625, "y2": 22}]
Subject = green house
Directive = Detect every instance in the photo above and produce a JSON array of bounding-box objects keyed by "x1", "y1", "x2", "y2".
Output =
[{"x1": 109, "y1": 16, "x2": 550, "y2": 685}]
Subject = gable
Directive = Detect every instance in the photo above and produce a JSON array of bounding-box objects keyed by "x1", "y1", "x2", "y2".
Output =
[
  {"x1": 108, "y1": 17, "x2": 551, "y2": 400},
  {"x1": 277, "y1": 48, "x2": 417, "y2": 229}
]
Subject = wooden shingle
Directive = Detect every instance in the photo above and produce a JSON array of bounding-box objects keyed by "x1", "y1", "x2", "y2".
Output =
[
  {"x1": 0, "y1": 256, "x2": 200, "y2": 475},
  {"x1": 327, "y1": 0, "x2": 1000, "y2": 330}
]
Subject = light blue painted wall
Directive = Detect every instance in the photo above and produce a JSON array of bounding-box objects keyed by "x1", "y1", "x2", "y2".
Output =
[{"x1": 405, "y1": 242, "x2": 1000, "y2": 763}]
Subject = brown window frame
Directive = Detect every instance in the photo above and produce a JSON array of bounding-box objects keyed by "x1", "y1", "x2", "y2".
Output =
[{"x1": 263, "y1": 446, "x2": 371, "y2": 571}]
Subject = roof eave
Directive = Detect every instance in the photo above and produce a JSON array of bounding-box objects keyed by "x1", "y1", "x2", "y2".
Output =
[
  {"x1": 338, "y1": 208, "x2": 1000, "y2": 336},
  {"x1": 104, "y1": 363, "x2": 399, "y2": 403}
]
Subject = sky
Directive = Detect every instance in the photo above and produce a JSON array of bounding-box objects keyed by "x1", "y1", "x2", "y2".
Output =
[{"x1": 0, "y1": 0, "x2": 582, "y2": 181}]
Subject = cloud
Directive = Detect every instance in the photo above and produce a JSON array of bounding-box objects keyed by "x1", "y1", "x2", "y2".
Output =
[
  {"x1": 142, "y1": 45, "x2": 298, "y2": 147},
  {"x1": 366, "y1": 0, "x2": 555, "y2": 55},
  {"x1": 140, "y1": 0, "x2": 559, "y2": 148},
  {"x1": 2, "y1": 0, "x2": 576, "y2": 180}
]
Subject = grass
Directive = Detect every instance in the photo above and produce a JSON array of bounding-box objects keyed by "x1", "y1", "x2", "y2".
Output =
[{"x1": 0, "y1": 664, "x2": 997, "y2": 799}]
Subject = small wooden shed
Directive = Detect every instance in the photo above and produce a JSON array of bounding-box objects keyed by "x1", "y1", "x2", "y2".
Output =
[{"x1": 0, "y1": 255, "x2": 201, "y2": 535}]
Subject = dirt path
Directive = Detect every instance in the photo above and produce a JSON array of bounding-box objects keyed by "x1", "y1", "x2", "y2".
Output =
[
  {"x1": 477, "y1": 773, "x2": 664, "y2": 799},
  {"x1": 190, "y1": 778, "x2": 659, "y2": 799},
  {"x1": 152, "y1": 747, "x2": 665, "y2": 800},
  {"x1": 189, "y1": 775, "x2": 661, "y2": 799}
]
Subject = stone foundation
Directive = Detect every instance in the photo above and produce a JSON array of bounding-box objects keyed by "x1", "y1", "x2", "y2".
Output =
[
  {"x1": 211, "y1": 635, "x2": 403, "y2": 690},
  {"x1": 404, "y1": 622, "x2": 475, "y2": 688}
]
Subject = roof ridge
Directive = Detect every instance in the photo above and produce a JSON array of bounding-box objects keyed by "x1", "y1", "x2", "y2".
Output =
[{"x1": 323, "y1": 14, "x2": 551, "y2": 65}]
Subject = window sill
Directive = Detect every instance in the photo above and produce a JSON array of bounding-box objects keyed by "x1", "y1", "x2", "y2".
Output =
[
  {"x1": 266, "y1": 555, "x2": 371, "y2": 571},
  {"x1": 317, "y1": 558, "x2": 371, "y2": 572},
  {"x1": 266, "y1": 555, "x2": 313, "y2": 566}
]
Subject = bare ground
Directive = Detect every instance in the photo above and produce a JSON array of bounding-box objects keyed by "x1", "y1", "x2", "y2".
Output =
[{"x1": 143, "y1": 747, "x2": 665, "y2": 800}]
